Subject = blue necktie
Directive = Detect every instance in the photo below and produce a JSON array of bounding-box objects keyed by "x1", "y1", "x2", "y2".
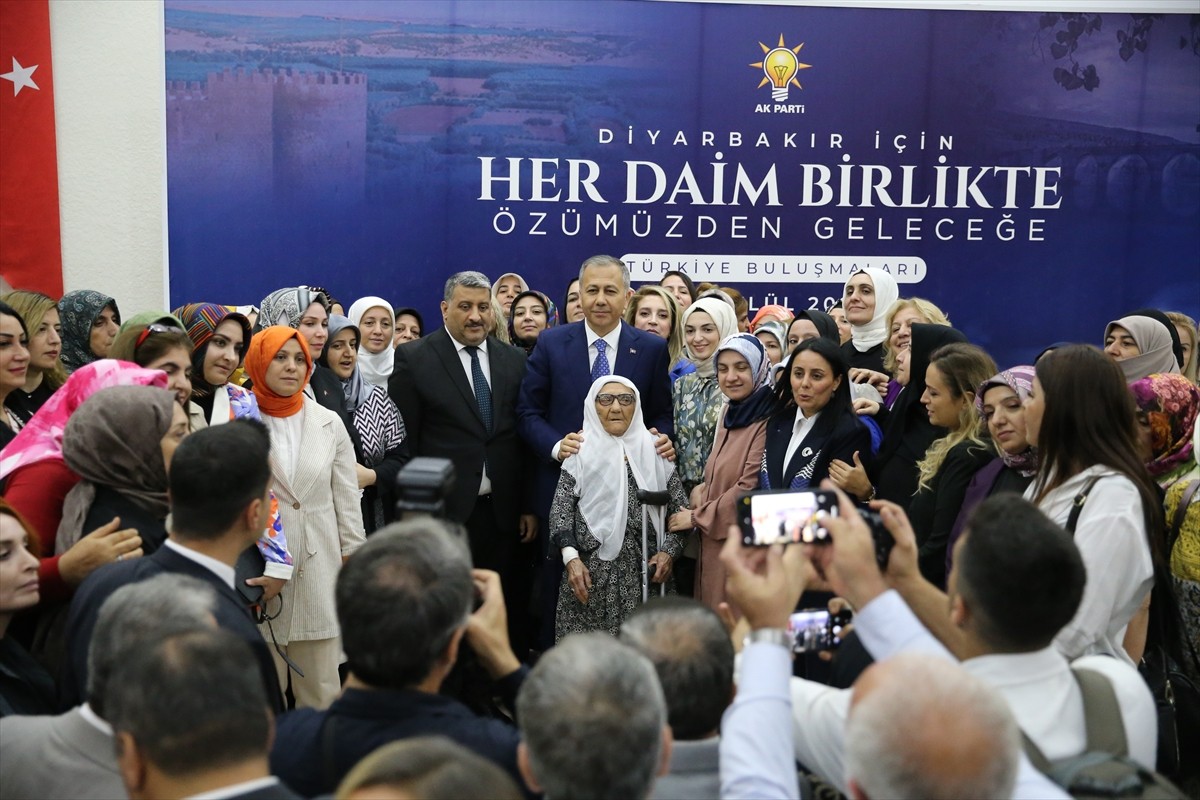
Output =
[
  {"x1": 592, "y1": 338, "x2": 610, "y2": 382},
  {"x1": 466, "y1": 346, "x2": 493, "y2": 433}
]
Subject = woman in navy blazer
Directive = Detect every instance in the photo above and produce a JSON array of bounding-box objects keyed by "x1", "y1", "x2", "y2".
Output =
[{"x1": 761, "y1": 338, "x2": 871, "y2": 490}]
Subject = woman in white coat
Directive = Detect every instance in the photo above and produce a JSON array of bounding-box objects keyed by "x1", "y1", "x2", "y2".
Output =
[{"x1": 244, "y1": 325, "x2": 366, "y2": 709}]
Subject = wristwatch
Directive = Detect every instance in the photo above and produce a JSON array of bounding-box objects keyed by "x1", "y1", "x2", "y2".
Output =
[{"x1": 744, "y1": 627, "x2": 792, "y2": 650}]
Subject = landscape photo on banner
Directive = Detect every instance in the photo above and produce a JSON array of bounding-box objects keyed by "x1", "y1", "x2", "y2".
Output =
[{"x1": 164, "y1": 0, "x2": 1200, "y2": 368}]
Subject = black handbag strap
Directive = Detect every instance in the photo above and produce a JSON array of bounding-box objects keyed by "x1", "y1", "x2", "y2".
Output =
[{"x1": 1065, "y1": 475, "x2": 1104, "y2": 536}]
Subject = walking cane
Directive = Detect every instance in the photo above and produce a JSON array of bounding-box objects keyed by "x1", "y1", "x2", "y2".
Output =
[{"x1": 638, "y1": 488, "x2": 672, "y2": 603}]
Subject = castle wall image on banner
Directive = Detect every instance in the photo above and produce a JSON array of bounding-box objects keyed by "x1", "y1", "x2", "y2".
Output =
[{"x1": 166, "y1": 67, "x2": 367, "y2": 204}]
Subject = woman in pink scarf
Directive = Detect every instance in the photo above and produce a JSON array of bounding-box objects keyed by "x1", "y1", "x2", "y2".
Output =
[{"x1": 0, "y1": 360, "x2": 168, "y2": 600}]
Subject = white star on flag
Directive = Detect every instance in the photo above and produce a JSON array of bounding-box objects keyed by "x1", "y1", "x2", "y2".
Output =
[{"x1": 1, "y1": 58, "x2": 40, "y2": 96}]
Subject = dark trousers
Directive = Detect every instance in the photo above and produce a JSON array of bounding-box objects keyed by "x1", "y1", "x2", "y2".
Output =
[{"x1": 465, "y1": 495, "x2": 533, "y2": 660}]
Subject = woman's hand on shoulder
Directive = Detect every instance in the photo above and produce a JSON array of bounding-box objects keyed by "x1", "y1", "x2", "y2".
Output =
[
  {"x1": 58, "y1": 517, "x2": 144, "y2": 585},
  {"x1": 354, "y1": 464, "x2": 377, "y2": 488},
  {"x1": 649, "y1": 428, "x2": 675, "y2": 462}
]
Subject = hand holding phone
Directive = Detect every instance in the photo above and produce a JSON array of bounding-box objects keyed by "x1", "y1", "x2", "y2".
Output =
[
  {"x1": 738, "y1": 489, "x2": 838, "y2": 547},
  {"x1": 788, "y1": 607, "x2": 854, "y2": 653}
]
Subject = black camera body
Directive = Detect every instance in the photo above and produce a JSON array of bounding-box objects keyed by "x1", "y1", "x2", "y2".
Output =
[
  {"x1": 858, "y1": 508, "x2": 895, "y2": 571},
  {"x1": 394, "y1": 457, "x2": 456, "y2": 518}
]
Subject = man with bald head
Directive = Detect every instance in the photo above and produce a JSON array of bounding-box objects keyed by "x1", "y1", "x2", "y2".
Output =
[{"x1": 845, "y1": 653, "x2": 1020, "y2": 799}]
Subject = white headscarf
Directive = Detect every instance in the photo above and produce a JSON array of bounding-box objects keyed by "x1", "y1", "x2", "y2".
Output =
[
  {"x1": 491, "y1": 273, "x2": 529, "y2": 316},
  {"x1": 682, "y1": 298, "x2": 739, "y2": 378},
  {"x1": 562, "y1": 375, "x2": 674, "y2": 562},
  {"x1": 845, "y1": 268, "x2": 900, "y2": 352},
  {"x1": 348, "y1": 296, "x2": 395, "y2": 387}
]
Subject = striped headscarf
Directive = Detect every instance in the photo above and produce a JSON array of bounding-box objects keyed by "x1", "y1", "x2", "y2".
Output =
[{"x1": 174, "y1": 303, "x2": 253, "y2": 398}]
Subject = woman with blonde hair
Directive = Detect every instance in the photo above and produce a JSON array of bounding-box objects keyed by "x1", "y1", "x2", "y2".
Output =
[
  {"x1": 858, "y1": 297, "x2": 950, "y2": 408},
  {"x1": 1, "y1": 290, "x2": 66, "y2": 426},
  {"x1": 908, "y1": 342, "x2": 997, "y2": 588},
  {"x1": 624, "y1": 285, "x2": 692, "y2": 382},
  {"x1": 1165, "y1": 311, "x2": 1198, "y2": 384}
]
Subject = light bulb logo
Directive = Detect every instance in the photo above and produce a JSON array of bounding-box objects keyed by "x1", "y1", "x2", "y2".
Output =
[{"x1": 750, "y1": 35, "x2": 810, "y2": 102}]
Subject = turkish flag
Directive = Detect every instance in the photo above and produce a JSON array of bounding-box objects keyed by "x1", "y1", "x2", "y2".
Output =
[{"x1": 0, "y1": 0, "x2": 63, "y2": 298}]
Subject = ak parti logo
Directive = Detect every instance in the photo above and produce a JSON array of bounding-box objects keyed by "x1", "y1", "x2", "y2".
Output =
[{"x1": 750, "y1": 35, "x2": 811, "y2": 102}]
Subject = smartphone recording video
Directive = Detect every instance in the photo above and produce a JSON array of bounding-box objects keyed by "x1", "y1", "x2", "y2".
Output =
[
  {"x1": 737, "y1": 489, "x2": 838, "y2": 547},
  {"x1": 788, "y1": 607, "x2": 852, "y2": 653}
]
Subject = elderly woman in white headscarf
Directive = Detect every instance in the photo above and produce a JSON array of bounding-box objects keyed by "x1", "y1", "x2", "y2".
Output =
[
  {"x1": 551, "y1": 376, "x2": 689, "y2": 640},
  {"x1": 347, "y1": 296, "x2": 396, "y2": 388}
]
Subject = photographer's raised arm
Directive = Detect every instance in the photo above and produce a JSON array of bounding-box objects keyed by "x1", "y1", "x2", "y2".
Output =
[{"x1": 813, "y1": 482, "x2": 970, "y2": 660}]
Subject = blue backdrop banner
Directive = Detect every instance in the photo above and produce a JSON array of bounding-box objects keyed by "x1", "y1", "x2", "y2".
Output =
[{"x1": 164, "y1": 1, "x2": 1200, "y2": 367}]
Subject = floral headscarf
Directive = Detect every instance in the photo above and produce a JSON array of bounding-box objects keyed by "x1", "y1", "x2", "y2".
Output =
[
  {"x1": 1130, "y1": 372, "x2": 1199, "y2": 487},
  {"x1": 57, "y1": 290, "x2": 120, "y2": 373},
  {"x1": 975, "y1": 366, "x2": 1039, "y2": 478}
]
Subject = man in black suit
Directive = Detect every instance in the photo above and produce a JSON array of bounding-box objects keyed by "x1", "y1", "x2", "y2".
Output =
[
  {"x1": 108, "y1": 629, "x2": 301, "y2": 800},
  {"x1": 61, "y1": 419, "x2": 284, "y2": 712},
  {"x1": 389, "y1": 270, "x2": 535, "y2": 652}
]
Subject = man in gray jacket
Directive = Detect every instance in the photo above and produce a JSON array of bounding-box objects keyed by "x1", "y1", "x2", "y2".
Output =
[
  {"x1": 620, "y1": 598, "x2": 733, "y2": 800},
  {"x1": 0, "y1": 575, "x2": 216, "y2": 800}
]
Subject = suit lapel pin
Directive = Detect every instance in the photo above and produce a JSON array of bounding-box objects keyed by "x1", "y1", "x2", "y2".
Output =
[{"x1": 629, "y1": 348, "x2": 637, "y2": 355}]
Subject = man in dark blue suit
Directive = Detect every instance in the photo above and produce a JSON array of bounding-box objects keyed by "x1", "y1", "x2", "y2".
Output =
[
  {"x1": 516, "y1": 255, "x2": 675, "y2": 643},
  {"x1": 517, "y1": 255, "x2": 675, "y2": 510}
]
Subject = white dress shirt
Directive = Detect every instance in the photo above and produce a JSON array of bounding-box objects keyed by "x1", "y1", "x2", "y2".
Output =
[
  {"x1": 785, "y1": 591, "x2": 1084, "y2": 799},
  {"x1": 585, "y1": 322, "x2": 622, "y2": 374},
  {"x1": 163, "y1": 539, "x2": 236, "y2": 589},
  {"x1": 719, "y1": 641, "x2": 801, "y2": 799},
  {"x1": 854, "y1": 590, "x2": 1155, "y2": 797},
  {"x1": 1025, "y1": 466, "x2": 1154, "y2": 666},
  {"x1": 186, "y1": 777, "x2": 283, "y2": 799},
  {"x1": 262, "y1": 408, "x2": 305, "y2": 485},
  {"x1": 782, "y1": 408, "x2": 821, "y2": 473},
  {"x1": 551, "y1": 322, "x2": 624, "y2": 463},
  {"x1": 77, "y1": 702, "x2": 113, "y2": 735},
  {"x1": 448, "y1": 333, "x2": 493, "y2": 496}
]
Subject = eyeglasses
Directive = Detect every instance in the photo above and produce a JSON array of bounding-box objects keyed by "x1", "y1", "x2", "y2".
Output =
[
  {"x1": 135, "y1": 323, "x2": 186, "y2": 351},
  {"x1": 596, "y1": 393, "x2": 635, "y2": 407}
]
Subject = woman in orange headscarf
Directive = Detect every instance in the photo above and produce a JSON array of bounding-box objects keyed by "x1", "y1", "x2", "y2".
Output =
[{"x1": 244, "y1": 326, "x2": 365, "y2": 709}]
